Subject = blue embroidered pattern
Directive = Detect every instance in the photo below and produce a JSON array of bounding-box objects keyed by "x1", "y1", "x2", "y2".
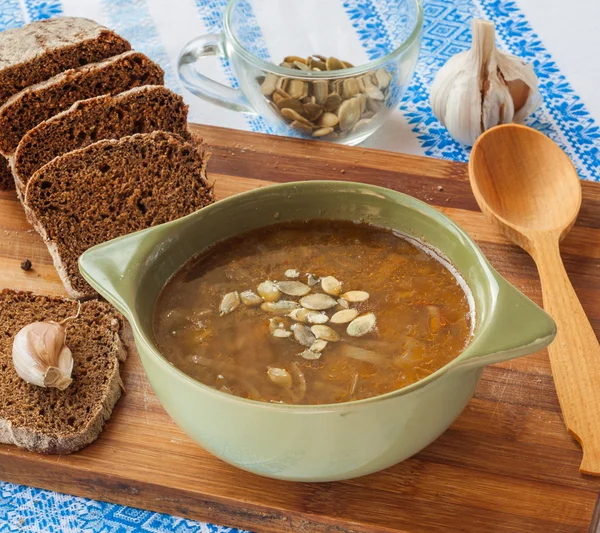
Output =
[
  {"x1": 102, "y1": 0, "x2": 183, "y2": 93},
  {"x1": 2, "y1": 0, "x2": 600, "y2": 530}
]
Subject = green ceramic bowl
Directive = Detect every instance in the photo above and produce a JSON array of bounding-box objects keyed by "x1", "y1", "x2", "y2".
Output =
[{"x1": 79, "y1": 181, "x2": 556, "y2": 482}]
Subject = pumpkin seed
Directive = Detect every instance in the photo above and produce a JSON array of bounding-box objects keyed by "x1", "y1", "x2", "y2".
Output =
[
  {"x1": 219, "y1": 291, "x2": 240, "y2": 316},
  {"x1": 285, "y1": 269, "x2": 300, "y2": 278},
  {"x1": 291, "y1": 120, "x2": 313, "y2": 134},
  {"x1": 276, "y1": 280, "x2": 311, "y2": 296},
  {"x1": 366, "y1": 98, "x2": 382, "y2": 114},
  {"x1": 313, "y1": 54, "x2": 327, "y2": 61},
  {"x1": 313, "y1": 80, "x2": 329, "y2": 104},
  {"x1": 288, "y1": 308, "x2": 309, "y2": 322},
  {"x1": 337, "y1": 297, "x2": 349, "y2": 309},
  {"x1": 338, "y1": 98, "x2": 361, "y2": 132},
  {"x1": 310, "y1": 339, "x2": 328, "y2": 352},
  {"x1": 306, "y1": 311, "x2": 329, "y2": 324},
  {"x1": 276, "y1": 97, "x2": 304, "y2": 114},
  {"x1": 284, "y1": 55, "x2": 306, "y2": 64},
  {"x1": 318, "y1": 112, "x2": 339, "y2": 128},
  {"x1": 307, "y1": 273, "x2": 320, "y2": 287},
  {"x1": 240, "y1": 290, "x2": 263, "y2": 306},
  {"x1": 267, "y1": 367, "x2": 292, "y2": 388},
  {"x1": 326, "y1": 56, "x2": 345, "y2": 71},
  {"x1": 347, "y1": 312, "x2": 377, "y2": 337},
  {"x1": 311, "y1": 60, "x2": 327, "y2": 71},
  {"x1": 294, "y1": 60, "x2": 311, "y2": 71},
  {"x1": 323, "y1": 93, "x2": 342, "y2": 113},
  {"x1": 287, "y1": 79, "x2": 308, "y2": 99},
  {"x1": 276, "y1": 77, "x2": 289, "y2": 92},
  {"x1": 279, "y1": 61, "x2": 293, "y2": 68},
  {"x1": 355, "y1": 93, "x2": 367, "y2": 114},
  {"x1": 343, "y1": 78, "x2": 361, "y2": 99},
  {"x1": 311, "y1": 325, "x2": 340, "y2": 342},
  {"x1": 376, "y1": 68, "x2": 392, "y2": 89},
  {"x1": 365, "y1": 85, "x2": 385, "y2": 101},
  {"x1": 300, "y1": 293, "x2": 338, "y2": 310},
  {"x1": 269, "y1": 318, "x2": 285, "y2": 332},
  {"x1": 303, "y1": 102, "x2": 323, "y2": 122},
  {"x1": 272, "y1": 328, "x2": 292, "y2": 338},
  {"x1": 320, "y1": 275, "x2": 342, "y2": 296},
  {"x1": 313, "y1": 127, "x2": 334, "y2": 137},
  {"x1": 280, "y1": 107, "x2": 312, "y2": 125},
  {"x1": 261, "y1": 300, "x2": 299, "y2": 314},
  {"x1": 342, "y1": 290, "x2": 370, "y2": 302},
  {"x1": 330, "y1": 308, "x2": 359, "y2": 324},
  {"x1": 292, "y1": 323, "x2": 316, "y2": 347},
  {"x1": 299, "y1": 349, "x2": 322, "y2": 360},
  {"x1": 260, "y1": 73, "x2": 278, "y2": 96},
  {"x1": 274, "y1": 88, "x2": 291, "y2": 99},
  {"x1": 257, "y1": 280, "x2": 280, "y2": 302},
  {"x1": 272, "y1": 92, "x2": 284, "y2": 105},
  {"x1": 342, "y1": 60, "x2": 355, "y2": 68}
]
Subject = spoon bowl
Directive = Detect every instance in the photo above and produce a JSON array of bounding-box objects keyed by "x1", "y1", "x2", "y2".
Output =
[
  {"x1": 470, "y1": 124, "x2": 581, "y2": 245},
  {"x1": 469, "y1": 124, "x2": 600, "y2": 476}
]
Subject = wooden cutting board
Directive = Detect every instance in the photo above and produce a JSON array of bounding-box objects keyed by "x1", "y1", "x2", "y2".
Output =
[{"x1": 1, "y1": 124, "x2": 600, "y2": 533}]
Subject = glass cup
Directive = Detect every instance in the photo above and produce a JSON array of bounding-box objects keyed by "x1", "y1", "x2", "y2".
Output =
[{"x1": 178, "y1": 0, "x2": 423, "y2": 146}]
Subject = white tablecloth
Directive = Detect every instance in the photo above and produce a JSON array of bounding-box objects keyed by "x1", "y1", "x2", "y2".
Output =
[{"x1": 1, "y1": 0, "x2": 599, "y2": 532}]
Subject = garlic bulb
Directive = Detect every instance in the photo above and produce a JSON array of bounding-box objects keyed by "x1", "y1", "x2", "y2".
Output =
[
  {"x1": 12, "y1": 321, "x2": 73, "y2": 390},
  {"x1": 430, "y1": 19, "x2": 541, "y2": 145}
]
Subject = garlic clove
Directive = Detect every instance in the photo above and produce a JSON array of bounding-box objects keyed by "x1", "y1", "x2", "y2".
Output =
[
  {"x1": 495, "y1": 51, "x2": 542, "y2": 122},
  {"x1": 12, "y1": 321, "x2": 74, "y2": 390}
]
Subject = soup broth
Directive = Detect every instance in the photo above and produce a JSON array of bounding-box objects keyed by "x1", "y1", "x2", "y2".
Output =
[{"x1": 154, "y1": 220, "x2": 473, "y2": 405}]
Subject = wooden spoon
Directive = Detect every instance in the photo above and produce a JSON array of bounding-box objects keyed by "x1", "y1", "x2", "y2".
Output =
[{"x1": 469, "y1": 123, "x2": 600, "y2": 475}]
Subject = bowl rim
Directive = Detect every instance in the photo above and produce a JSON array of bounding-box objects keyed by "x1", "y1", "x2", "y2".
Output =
[
  {"x1": 80, "y1": 180, "x2": 548, "y2": 412},
  {"x1": 222, "y1": 0, "x2": 424, "y2": 79}
]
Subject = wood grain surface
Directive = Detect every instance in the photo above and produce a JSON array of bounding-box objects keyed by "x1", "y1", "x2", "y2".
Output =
[{"x1": 1, "y1": 124, "x2": 600, "y2": 533}]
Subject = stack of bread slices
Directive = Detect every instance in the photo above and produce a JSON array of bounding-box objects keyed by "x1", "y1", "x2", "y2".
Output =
[{"x1": 0, "y1": 17, "x2": 215, "y2": 454}]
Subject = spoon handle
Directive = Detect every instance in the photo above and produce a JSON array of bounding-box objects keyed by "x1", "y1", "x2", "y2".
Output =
[{"x1": 532, "y1": 238, "x2": 600, "y2": 475}]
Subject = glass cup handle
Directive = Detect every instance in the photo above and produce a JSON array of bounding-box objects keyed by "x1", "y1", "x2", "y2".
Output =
[{"x1": 177, "y1": 34, "x2": 256, "y2": 114}]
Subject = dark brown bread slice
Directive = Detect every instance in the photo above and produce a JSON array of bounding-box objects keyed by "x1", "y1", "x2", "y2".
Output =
[
  {"x1": 25, "y1": 131, "x2": 214, "y2": 298},
  {"x1": 0, "y1": 289, "x2": 127, "y2": 454},
  {"x1": 0, "y1": 51, "x2": 164, "y2": 155},
  {"x1": 12, "y1": 86, "x2": 190, "y2": 193},
  {"x1": 0, "y1": 17, "x2": 131, "y2": 108},
  {"x1": 0, "y1": 158, "x2": 13, "y2": 191}
]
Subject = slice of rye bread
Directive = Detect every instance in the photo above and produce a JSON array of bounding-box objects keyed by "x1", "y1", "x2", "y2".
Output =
[
  {"x1": 0, "y1": 158, "x2": 14, "y2": 191},
  {"x1": 0, "y1": 51, "x2": 164, "y2": 155},
  {"x1": 25, "y1": 131, "x2": 215, "y2": 299},
  {"x1": 12, "y1": 85, "x2": 191, "y2": 193},
  {"x1": 0, "y1": 17, "x2": 130, "y2": 108},
  {"x1": 0, "y1": 289, "x2": 127, "y2": 454}
]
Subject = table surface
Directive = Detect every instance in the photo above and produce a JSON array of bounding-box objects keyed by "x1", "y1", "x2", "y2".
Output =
[{"x1": 1, "y1": 0, "x2": 600, "y2": 532}]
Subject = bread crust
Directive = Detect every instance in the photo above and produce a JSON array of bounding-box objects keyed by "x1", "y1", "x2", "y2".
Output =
[
  {"x1": 13, "y1": 85, "x2": 190, "y2": 191},
  {"x1": 0, "y1": 51, "x2": 164, "y2": 155},
  {"x1": 0, "y1": 17, "x2": 131, "y2": 107}
]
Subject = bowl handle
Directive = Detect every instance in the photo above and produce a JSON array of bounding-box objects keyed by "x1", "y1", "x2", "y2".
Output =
[
  {"x1": 455, "y1": 274, "x2": 557, "y2": 370},
  {"x1": 78, "y1": 226, "x2": 162, "y2": 320}
]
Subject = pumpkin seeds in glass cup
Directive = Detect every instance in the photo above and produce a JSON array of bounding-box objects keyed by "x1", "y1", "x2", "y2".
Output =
[{"x1": 256, "y1": 54, "x2": 396, "y2": 144}]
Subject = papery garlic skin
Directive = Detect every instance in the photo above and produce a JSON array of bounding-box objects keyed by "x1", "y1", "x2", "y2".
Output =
[
  {"x1": 430, "y1": 19, "x2": 541, "y2": 145},
  {"x1": 12, "y1": 321, "x2": 73, "y2": 390}
]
